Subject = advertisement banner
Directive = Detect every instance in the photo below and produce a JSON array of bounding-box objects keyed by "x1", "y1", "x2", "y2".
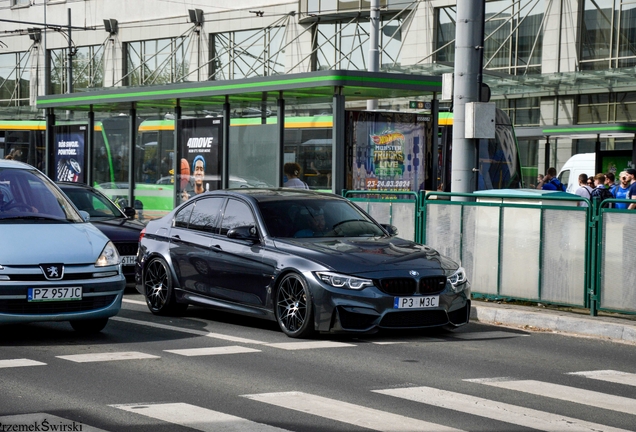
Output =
[
  {"x1": 54, "y1": 125, "x2": 87, "y2": 183},
  {"x1": 177, "y1": 118, "x2": 223, "y2": 202},
  {"x1": 346, "y1": 111, "x2": 433, "y2": 193}
]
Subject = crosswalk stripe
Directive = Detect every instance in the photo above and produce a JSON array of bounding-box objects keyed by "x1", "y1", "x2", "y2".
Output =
[
  {"x1": 242, "y1": 391, "x2": 463, "y2": 432},
  {"x1": 0, "y1": 413, "x2": 108, "y2": 431},
  {"x1": 122, "y1": 298, "x2": 146, "y2": 306},
  {"x1": 165, "y1": 346, "x2": 261, "y2": 356},
  {"x1": 0, "y1": 359, "x2": 46, "y2": 368},
  {"x1": 56, "y1": 351, "x2": 159, "y2": 363},
  {"x1": 568, "y1": 370, "x2": 636, "y2": 387},
  {"x1": 112, "y1": 316, "x2": 267, "y2": 345},
  {"x1": 465, "y1": 378, "x2": 636, "y2": 415},
  {"x1": 265, "y1": 341, "x2": 356, "y2": 350},
  {"x1": 374, "y1": 386, "x2": 631, "y2": 432},
  {"x1": 112, "y1": 402, "x2": 289, "y2": 432}
]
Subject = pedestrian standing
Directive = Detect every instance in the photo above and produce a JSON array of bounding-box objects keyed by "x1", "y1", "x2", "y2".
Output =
[
  {"x1": 541, "y1": 167, "x2": 566, "y2": 191},
  {"x1": 614, "y1": 171, "x2": 631, "y2": 210},
  {"x1": 605, "y1": 172, "x2": 618, "y2": 196},
  {"x1": 591, "y1": 173, "x2": 614, "y2": 208},
  {"x1": 574, "y1": 173, "x2": 593, "y2": 207},
  {"x1": 626, "y1": 168, "x2": 636, "y2": 210}
]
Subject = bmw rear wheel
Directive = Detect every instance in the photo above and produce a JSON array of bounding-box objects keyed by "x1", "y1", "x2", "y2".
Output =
[
  {"x1": 275, "y1": 273, "x2": 314, "y2": 338},
  {"x1": 144, "y1": 257, "x2": 188, "y2": 316}
]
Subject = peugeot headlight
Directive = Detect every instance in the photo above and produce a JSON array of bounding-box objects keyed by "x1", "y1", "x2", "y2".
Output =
[
  {"x1": 448, "y1": 267, "x2": 467, "y2": 291},
  {"x1": 316, "y1": 272, "x2": 373, "y2": 290},
  {"x1": 95, "y1": 241, "x2": 120, "y2": 267}
]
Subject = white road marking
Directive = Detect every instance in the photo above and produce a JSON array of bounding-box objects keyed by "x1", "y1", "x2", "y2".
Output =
[
  {"x1": 449, "y1": 331, "x2": 529, "y2": 340},
  {"x1": 265, "y1": 341, "x2": 356, "y2": 350},
  {"x1": 0, "y1": 413, "x2": 107, "y2": 431},
  {"x1": 371, "y1": 341, "x2": 410, "y2": 345},
  {"x1": 568, "y1": 370, "x2": 636, "y2": 387},
  {"x1": 0, "y1": 359, "x2": 46, "y2": 368},
  {"x1": 112, "y1": 402, "x2": 289, "y2": 432},
  {"x1": 165, "y1": 346, "x2": 261, "y2": 356},
  {"x1": 375, "y1": 386, "x2": 631, "y2": 432},
  {"x1": 112, "y1": 316, "x2": 267, "y2": 345},
  {"x1": 122, "y1": 298, "x2": 146, "y2": 306},
  {"x1": 242, "y1": 391, "x2": 463, "y2": 432},
  {"x1": 465, "y1": 378, "x2": 636, "y2": 415},
  {"x1": 57, "y1": 351, "x2": 159, "y2": 363}
]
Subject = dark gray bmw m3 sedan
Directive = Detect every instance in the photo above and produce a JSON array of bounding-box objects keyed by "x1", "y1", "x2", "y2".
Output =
[{"x1": 136, "y1": 189, "x2": 470, "y2": 338}]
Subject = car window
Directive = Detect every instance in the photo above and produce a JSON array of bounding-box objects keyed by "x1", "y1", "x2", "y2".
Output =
[
  {"x1": 188, "y1": 197, "x2": 224, "y2": 233},
  {"x1": 62, "y1": 187, "x2": 121, "y2": 218},
  {"x1": 220, "y1": 199, "x2": 256, "y2": 235},
  {"x1": 174, "y1": 201, "x2": 195, "y2": 228},
  {"x1": 0, "y1": 167, "x2": 82, "y2": 222}
]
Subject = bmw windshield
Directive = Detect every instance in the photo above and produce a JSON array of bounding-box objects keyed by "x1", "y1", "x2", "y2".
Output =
[{"x1": 258, "y1": 198, "x2": 386, "y2": 238}]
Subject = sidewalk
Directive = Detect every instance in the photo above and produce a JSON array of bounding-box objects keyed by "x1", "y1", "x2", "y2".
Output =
[{"x1": 470, "y1": 300, "x2": 636, "y2": 345}]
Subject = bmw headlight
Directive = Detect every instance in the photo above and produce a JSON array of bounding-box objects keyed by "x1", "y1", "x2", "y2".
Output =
[
  {"x1": 315, "y1": 272, "x2": 373, "y2": 290},
  {"x1": 95, "y1": 241, "x2": 120, "y2": 267},
  {"x1": 448, "y1": 267, "x2": 467, "y2": 292}
]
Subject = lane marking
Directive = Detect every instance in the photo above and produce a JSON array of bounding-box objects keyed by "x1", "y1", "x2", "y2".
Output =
[
  {"x1": 568, "y1": 370, "x2": 636, "y2": 387},
  {"x1": 0, "y1": 413, "x2": 108, "y2": 431},
  {"x1": 0, "y1": 359, "x2": 46, "y2": 368},
  {"x1": 165, "y1": 346, "x2": 261, "y2": 356},
  {"x1": 449, "y1": 331, "x2": 529, "y2": 340},
  {"x1": 242, "y1": 391, "x2": 463, "y2": 432},
  {"x1": 112, "y1": 316, "x2": 267, "y2": 345},
  {"x1": 375, "y1": 386, "x2": 630, "y2": 432},
  {"x1": 57, "y1": 351, "x2": 159, "y2": 363},
  {"x1": 265, "y1": 341, "x2": 355, "y2": 350},
  {"x1": 465, "y1": 378, "x2": 636, "y2": 415},
  {"x1": 112, "y1": 402, "x2": 289, "y2": 432},
  {"x1": 122, "y1": 298, "x2": 146, "y2": 306}
]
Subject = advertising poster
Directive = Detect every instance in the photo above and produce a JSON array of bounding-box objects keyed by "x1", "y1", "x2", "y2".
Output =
[
  {"x1": 177, "y1": 117, "x2": 223, "y2": 202},
  {"x1": 346, "y1": 111, "x2": 433, "y2": 193},
  {"x1": 54, "y1": 125, "x2": 87, "y2": 183}
]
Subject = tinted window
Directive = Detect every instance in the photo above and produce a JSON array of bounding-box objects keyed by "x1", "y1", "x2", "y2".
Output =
[
  {"x1": 220, "y1": 199, "x2": 256, "y2": 235},
  {"x1": 174, "y1": 202, "x2": 195, "y2": 228},
  {"x1": 189, "y1": 197, "x2": 224, "y2": 233}
]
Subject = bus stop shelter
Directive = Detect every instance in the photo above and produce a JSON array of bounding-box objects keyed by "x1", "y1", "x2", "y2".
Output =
[{"x1": 37, "y1": 70, "x2": 442, "y2": 207}]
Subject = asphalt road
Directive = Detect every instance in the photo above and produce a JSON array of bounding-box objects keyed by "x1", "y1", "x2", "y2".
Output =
[{"x1": 1, "y1": 291, "x2": 635, "y2": 432}]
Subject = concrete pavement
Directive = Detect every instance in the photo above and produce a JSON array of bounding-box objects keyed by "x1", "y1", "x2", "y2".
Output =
[{"x1": 470, "y1": 300, "x2": 636, "y2": 345}]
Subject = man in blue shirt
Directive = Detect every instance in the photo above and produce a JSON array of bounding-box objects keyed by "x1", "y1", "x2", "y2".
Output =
[
  {"x1": 614, "y1": 171, "x2": 631, "y2": 210},
  {"x1": 626, "y1": 168, "x2": 636, "y2": 210},
  {"x1": 541, "y1": 167, "x2": 565, "y2": 191}
]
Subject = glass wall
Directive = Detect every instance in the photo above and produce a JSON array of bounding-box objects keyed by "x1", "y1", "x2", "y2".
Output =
[
  {"x1": 0, "y1": 52, "x2": 30, "y2": 106},
  {"x1": 436, "y1": 0, "x2": 544, "y2": 74},
  {"x1": 575, "y1": 91, "x2": 636, "y2": 152},
  {"x1": 211, "y1": 27, "x2": 286, "y2": 80},
  {"x1": 125, "y1": 38, "x2": 188, "y2": 86},
  {"x1": 50, "y1": 45, "x2": 104, "y2": 94},
  {"x1": 580, "y1": 0, "x2": 636, "y2": 70}
]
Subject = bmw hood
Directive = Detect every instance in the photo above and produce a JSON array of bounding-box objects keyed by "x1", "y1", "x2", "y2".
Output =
[
  {"x1": 274, "y1": 237, "x2": 458, "y2": 275},
  {"x1": 90, "y1": 218, "x2": 144, "y2": 243},
  {"x1": 0, "y1": 223, "x2": 110, "y2": 265}
]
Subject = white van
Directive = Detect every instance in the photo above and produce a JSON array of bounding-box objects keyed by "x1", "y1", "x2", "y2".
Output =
[{"x1": 557, "y1": 153, "x2": 595, "y2": 193}]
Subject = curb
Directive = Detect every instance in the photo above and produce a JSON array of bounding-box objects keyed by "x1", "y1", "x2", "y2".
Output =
[{"x1": 470, "y1": 304, "x2": 636, "y2": 345}]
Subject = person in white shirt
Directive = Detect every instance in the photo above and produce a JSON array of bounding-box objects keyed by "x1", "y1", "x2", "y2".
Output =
[
  {"x1": 574, "y1": 173, "x2": 593, "y2": 207},
  {"x1": 283, "y1": 162, "x2": 309, "y2": 189}
]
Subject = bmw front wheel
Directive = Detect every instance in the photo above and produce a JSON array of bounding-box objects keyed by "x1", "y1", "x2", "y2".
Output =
[{"x1": 275, "y1": 273, "x2": 314, "y2": 338}]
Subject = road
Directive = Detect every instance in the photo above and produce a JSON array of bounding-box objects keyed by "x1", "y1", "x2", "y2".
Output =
[{"x1": 1, "y1": 291, "x2": 635, "y2": 432}]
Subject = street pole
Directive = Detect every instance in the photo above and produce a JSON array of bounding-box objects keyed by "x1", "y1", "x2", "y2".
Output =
[
  {"x1": 67, "y1": 8, "x2": 72, "y2": 94},
  {"x1": 451, "y1": 0, "x2": 485, "y2": 194},
  {"x1": 367, "y1": 0, "x2": 379, "y2": 111}
]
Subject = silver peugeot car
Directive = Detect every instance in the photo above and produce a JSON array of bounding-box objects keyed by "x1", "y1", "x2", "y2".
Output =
[{"x1": 0, "y1": 160, "x2": 125, "y2": 333}]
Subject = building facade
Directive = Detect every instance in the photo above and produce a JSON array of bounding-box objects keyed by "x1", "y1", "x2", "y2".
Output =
[{"x1": 1, "y1": 0, "x2": 635, "y2": 187}]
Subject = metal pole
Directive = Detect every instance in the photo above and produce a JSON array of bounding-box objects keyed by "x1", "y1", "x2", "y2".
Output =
[
  {"x1": 367, "y1": 0, "x2": 380, "y2": 111},
  {"x1": 43, "y1": 0, "x2": 47, "y2": 96},
  {"x1": 450, "y1": 0, "x2": 485, "y2": 194},
  {"x1": 67, "y1": 8, "x2": 72, "y2": 94},
  {"x1": 277, "y1": 93, "x2": 285, "y2": 188},
  {"x1": 222, "y1": 96, "x2": 230, "y2": 190},
  {"x1": 333, "y1": 89, "x2": 346, "y2": 195}
]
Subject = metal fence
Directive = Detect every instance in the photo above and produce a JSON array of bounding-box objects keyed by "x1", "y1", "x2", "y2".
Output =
[{"x1": 343, "y1": 189, "x2": 636, "y2": 317}]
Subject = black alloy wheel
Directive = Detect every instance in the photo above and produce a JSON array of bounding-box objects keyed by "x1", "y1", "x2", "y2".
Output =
[
  {"x1": 275, "y1": 273, "x2": 314, "y2": 338},
  {"x1": 144, "y1": 257, "x2": 188, "y2": 316}
]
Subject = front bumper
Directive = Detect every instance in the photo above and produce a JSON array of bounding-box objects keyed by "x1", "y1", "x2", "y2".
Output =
[{"x1": 305, "y1": 272, "x2": 471, "y2": 334}]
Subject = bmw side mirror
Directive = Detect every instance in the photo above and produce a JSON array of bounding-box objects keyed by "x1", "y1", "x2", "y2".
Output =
[
  {"x1": 227, "y1": 225, "x2": 259, "y2": 242},
  {"x1": 122, "y1": 206, "x2": 136, "y2": 218},
  {"x1": 381, "y1": 224, "x2": 398, "y2": 237},
  {"x1": 78, "y1": 210, "x2": 90, "y2": 222}
]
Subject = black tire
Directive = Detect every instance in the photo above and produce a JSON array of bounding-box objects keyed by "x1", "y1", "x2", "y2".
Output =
[
  {"x1": 144, "y1": 257, "x2": 188, "y2": 316},
  {"x1": 70, "y1": 317, "x2": 109, "y2": 334},
  {"x1": 275, "y1": 273, "x2": 315, "y2": 338}
]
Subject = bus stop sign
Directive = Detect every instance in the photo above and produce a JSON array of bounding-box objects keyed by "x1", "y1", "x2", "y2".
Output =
[{"x1": 409, "y1": 101, "x2": 431, "y2": 110}]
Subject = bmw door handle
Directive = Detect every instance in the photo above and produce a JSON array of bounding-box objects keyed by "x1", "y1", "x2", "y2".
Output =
[
  {"x1": 211, "y1": 244, "x2": 222, "y2": 250},
  {"x1": 171, "y1": 235, "x2": 181, "y2": 241}
]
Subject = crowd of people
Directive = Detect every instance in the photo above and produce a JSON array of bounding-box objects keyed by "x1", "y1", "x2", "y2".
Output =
[{"x1": 536, "y1": 166, "x2": 636, "y2": 209}]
